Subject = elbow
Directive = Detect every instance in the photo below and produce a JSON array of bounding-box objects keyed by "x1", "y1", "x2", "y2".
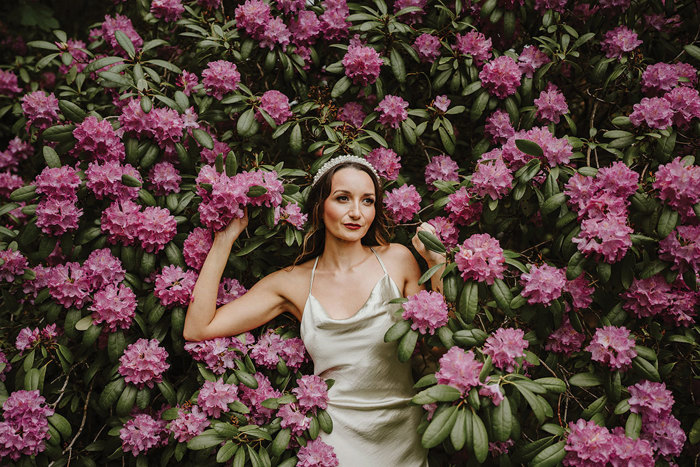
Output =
[{"x1": 182, "y1": 324, "x2": 205, "y2": 342}]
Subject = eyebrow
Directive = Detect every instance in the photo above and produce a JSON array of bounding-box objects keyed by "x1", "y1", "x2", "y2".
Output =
[{"x1": 332, "y1": 189, "x2": 375, "y2": 197}]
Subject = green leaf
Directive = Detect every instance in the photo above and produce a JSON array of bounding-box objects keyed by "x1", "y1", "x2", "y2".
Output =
[
  {"x1": 450, "y1": 409, "x2": 467, "y2": 450},
  {"x1": 458, "y1": 280, "x2": 478, "y2": 323},
  {"x1": 417, "y1": 231, "x2": 446, "y2": 254},
  {"x1": 568, "y1": 372, "x2": 602, "y2": 387},
  {"x1": 631, "y1": 356, "x2": 660, "y2": 382},
  {"x1": 397, "y1": 329, "x2": 418, "y2": 362},
  {"x1": 42, "y1": 146, "x2": 61, "y2": 168},
  {"x1": 683, "y1": 44, "x2": 700, "y2": 62},
  {"x1": 689, "y1": 417, "x2": 700, "y2": 444},
  {"x1": 490, "y1": 279, "x2": 512, "y2": 315},
  {"x1": 114, "y1": 30, "x2": 136, "y2": 58},
  {"x1": 540, "y1": 193, "x2": 566, "y2": 215},
  {"x1": 418, "y1": 262, "x2": 445, "y2": 285},
  {"x1": 188, "y1": 431, "x2": 226, "y2": 450},
  {"x1": 389, "y1": 48, "x2": 405, "y2": 84},
  {"x1": 116, "y1": 384, "x2": 137, "y2": 417},
  {"x1": 625, "y1": 412, "x2": 642, "y2": 439},
  {"x1": 657, "y1": 206, "x2": 678, "y2": 239},
  {"x1": 217, "y1": 441, "x2": 239, "y2": 463},
  {"x1": 146, "y1": 59, "x2": 182, "y2": 74},
  {"x1": 515, "y1": 139, "x2": 544, "y2": 158},
  {"x1": 237, "y1": 108, "x2": 259, "y2": 137},
  {"x1": 270, "y1": 428, "x2": 291, "y2": 456},
  {"x1": 470, "y1": 90, "x2": 489, "y2": 122},
  {"x1": 514, "y1": 383, "x2": 545, "y2": 424},
  {"x1": 331, "y1": 76, "x2": 352, "y2": 99},
  {"x1": 193, "y1": 128, "x2": 214, "y2": 150},
  {"x1": 75, "y1": 315, "x2": 93, "y2": 331},
  {"x1": 421, "y1": 405, "x2": 458, "y2": 448},
  {"x1": 48, "y1": 413, "x2": 72, "y2": 440},
  {"x1": 471, "y1": 413, "x2": 489, "y2": 463},
  {"x1": 531, "y1": 440, "x2": 566, "y2": 467},
  {"x1": 384, "y1": 319, "x2": 411, "y2": 342},
  {"x1": 492, "y1": 396, "x2": 512, "y2": 441}
]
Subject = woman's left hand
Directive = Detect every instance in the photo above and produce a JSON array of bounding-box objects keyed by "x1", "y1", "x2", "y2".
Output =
[{"x1": 412, "y1": 222, "x2": 446, "y2": 266}]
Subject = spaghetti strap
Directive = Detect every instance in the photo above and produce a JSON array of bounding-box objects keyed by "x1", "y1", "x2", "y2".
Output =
[
  {"x1": 309, "y1": 256, "x2": 320, "y2": 294},
  {"x1": 369, "y1": 247, "x2": 388, "y2": 275}
]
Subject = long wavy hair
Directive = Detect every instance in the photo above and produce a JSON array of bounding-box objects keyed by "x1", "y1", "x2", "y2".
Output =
[{"x1": 294, "y1": 161, "x2": 392, "y2": 265}]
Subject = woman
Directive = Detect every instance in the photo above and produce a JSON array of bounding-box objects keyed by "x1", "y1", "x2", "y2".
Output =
[{"x1": 184, "y1": 155, "x2": 445, "y2": 466}]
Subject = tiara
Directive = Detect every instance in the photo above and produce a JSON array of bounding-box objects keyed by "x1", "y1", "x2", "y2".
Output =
[{"x1": 311, "y1": 154, "x2": 379, "y2": 187}]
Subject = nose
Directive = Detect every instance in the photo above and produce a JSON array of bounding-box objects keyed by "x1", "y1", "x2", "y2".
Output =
[{"x1": 348, "y1": 201, "x2": 361, "y2": 219}]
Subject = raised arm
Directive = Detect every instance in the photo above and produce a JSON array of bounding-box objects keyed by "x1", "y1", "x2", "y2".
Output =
[
  {"x1": 408, "y1": 222, "x2": 446, "y2": 296},
  {"x1": 183, "y1": 215, "x2": 292, "y2": 341}
]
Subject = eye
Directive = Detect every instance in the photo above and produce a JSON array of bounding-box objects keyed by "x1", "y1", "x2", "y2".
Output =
[
  {"x1": 363, "y1": 198, "x2": 375, "y2": 205},
  {"x1": 336, "y1": 195, "x2": 349, "y2": 202}
]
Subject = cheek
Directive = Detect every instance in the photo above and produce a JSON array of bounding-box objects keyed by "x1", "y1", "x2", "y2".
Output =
[{"x1": 323, "y1": 199, "x2": 341, "y2": 224}]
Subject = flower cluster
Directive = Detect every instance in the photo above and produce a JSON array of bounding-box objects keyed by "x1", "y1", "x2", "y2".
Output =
[
  {"x1": 85, "y1": 160, "x2": 141, "y2": 201},
  {"x1": 483, "y1": 328, "x2": 529, "y2": 372},
  {"x1": 0, "y1": 390, "x2": 55, "y2": 460},
  {"x1": 101, "y1": 14, "x2": 142, "y2": 56},
  {"x1": 150, "y1": 0, "x2": 185, "y2": 22},
  {"x1": 278, "y1": 202, "x2": 308, "y2": 230},
  {"x1": 428, "y1": 216, "x2": 459, "y2": 250},
  {"x1": 201, "y1": 60, "x2": 241, "y2": 100},
  {"x1": 148, "y1": 161, "x2": 181, "y2": 195},
  {"x1": 365, "y1": 148, "x2": 401, "y2": 181},
  {"x1": 424, "y1": 155, "x2": 459, "y2": 188},
  {"x1": 413, "y1": 33, "x2": 441, "y2": 62},
  {"x1": 534, "y1": 84, "x2": 569, "y2": 124},
  {"x1": 453, "y1": 31, "x2": 492, "y2": 65},
  {"x1": 584, "y1": 326, "x2": 637, "y2": 371},
  {"x1": 73, "y1": 115, "x2": 125, "y2": 162},
  {"x1": 663, "y1": 86, "x2": 700, "y2": 129},
  {"x1": 435, "y1": 347, "x2": 483, "y2": 395},
  {"x1": 601, "y1": 26, "x2": 642, "y2": 58},
  {"x1": 120, "y1": 413, "x2": 166, "y2": 456},
  {"x1": 545, "y1": 315, "x2": 585, "y2": 355},
  {"x1": 479, "y1": 56, "x2": 522, "y2": 99},
  {"x1": 0, "y1": 70, "x2": 22, "y2": 95},
  {"x1": 383, "y1": 184, "x2": 421, "y2": 223},
  {"x1": 238, "y1": 372, "x2": 282, "y2": 424},
  {"x1": 198, "y1": 379, "x2": 239, "y2": 418},
  {"x1": 21, "y1": 90, "x2": 59, "y2": 131},
  {"x1": 518, "y1": 45, "x2": 550, "y2": 78},
  {"x1": 653, "y1": 157, "x2": 700, "y2": 219},
  {"x1": 621, "y1": 275, "x2": 697, "y2": 327},
  {"x1": 118, "y1": 338, "x2": 170, "y2": 388},
  {"x1": 249, "y1": 329, "x2": 307, "y2": 370},
  {"x1": 169, "y1": 406, "x2": 210, "y2": 442},
  {"x1": 337, "y1": 102, "x2": 366, "y2": 127},
  {"x1": 375, "y1": 94, "x2": 409, "y2": 129},
  {"x1": 470, "y1": 150, "x2": 513, "y2": 200},
  {"x1": 455, "y1": 233, "x2": 505, "y2": 284},
  {"x1": 659, "y1": 225, "x2": 700, "y2": 274},
  {"x1": 292, "y1": 374, "x2": 329, "y2": 413},
  {"x1": 485, "y1": 110, "x2": 515, "y2": 144},
  {"x1": 641, "y1": 62, "x2": 697, "y2": 95},
  {"x1": 257, "y1": 90, "x2": 293, "y2": 125},
  {"x1": 90, "y1": 283, "x2": 137, "y2": 331},
  {"x1": 401, "y1": 290, "x2": 449, "y2": 335},
  {"x1": 342, "y1": 44, "x2": 383, "y2": 86},
  {"x1": 154, "y1": 265, "x2": 198, "y2": 307},
  {"x1": 33, "y1": 165, "x2": 83, "y2": 236},
  {"x1": 445, "y1": 186, "x2": 482, "y2": 225},
  {"x1": 520, "y1": 263, "x2": 566, "y2": 306},
  {"x1": 185, "y1": 334, "x2": 251, "y2": 374},
  {"x1": 0, "y1": 249, "x2": 28, "y2": 283},
  {"x1": 563, "y1": 419, "x2": 654, "y2": 466},
  {"x1": 15, "y1": 324, "x2": 58, "y2": 353},
  {"x1": 297, "y1": 438, "x2": 339, "y2": 467},
  {"x1": 629, "y1": 96, "x2": 674, "y2": 130}
]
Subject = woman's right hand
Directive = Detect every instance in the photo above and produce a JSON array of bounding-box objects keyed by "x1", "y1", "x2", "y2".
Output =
[{"x1": 214, "y1": 209, "x2": 249, "y2": 244}]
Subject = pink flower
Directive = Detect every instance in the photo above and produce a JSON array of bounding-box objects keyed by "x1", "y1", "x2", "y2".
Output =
[
  {"x1": 276, "y1": 0, "x2": 305, "y2": 15},
  {"x1": 433, "y1": 95, "x2": 450, "y2": 112},
  {"x1": 622, "y1": 275, "x2": 672, "y2": 318},
  {"x1": 471, "y1": 152, "x2": 513, "y2": 200},
  {"x1": 601, "y1": 26, "x2": 642, "y2": 58},
  {"x1": 0, "y1": 70, "x2": 21, "y2": 95},
  {"x1": 654, "y1": 157, "x2": 700, "y2": 218},
  {"x1": 147, "y1": 107, "x2": 184, "y2": 149},
  {"x1": 249, "y1": 329, "x2": 286, "y2": 368},
  {"x1": 480, "y1": 56, "x2": 522, "y2": 99},
  {"x1": 413, "y1": 34, "x2": 441, "y2": 63},
  {"x1": 217, "y1": 277, "x2": 247, "y2": 306},
  {"x1": 0, "y1": 390, "x2": 54, "y2": 460},
  {"x1": 641, "y1": 414, "x2": 686, "y2": 458},
  {"x1": 0, "y1": 137, "x2": 33, "y2": 172},
  {"x1": 564, "y1": 275, "x2": 593, "y2": 309},
  {"x1": 534, "y1": 0, "x2": 568, "y2": 12},
  {"x1": 629, "y1": 97, "x2": 674, "y2": 129},
  {"x1": 424, "y1": 154, "x2": 459, "y2": 188},
  {"x1": 202, "y1": 60, "x2": 241, "y2": 100},
  {"x1": 664, "y1": 86, "x2": 700, "y2": 129},
  {"x1": 0, "y1": 350, "x2": 10, "y2": 381},
  {"x1": 375, "y1": 94, "x2": 409, "y2": 129},
  {"x1": 479, "y1": 381, "x2": 504, "y2": 406},
  {"x1": 342, "y1": 44, "x2": 383, "y2": 87},
  {"x1": 259, "y1": 17, "x2": 291, "y2": 50},
  {"x1": 365, "y1": 148, "x2": 401, "y2": 181},
  {"x1": 435, "y1": 347, "x2": 483, "y2": 395},
  {"x1": 85, "y1": 160, "x2": 141, "y2": 200},
  {"x1": 483, "y1": 328, "x2": 529, "y2": 372},
  {"x1": 101, "y1": 199, "x2": 142, "y2": 246},
  {"x1": 585, "y1": 325, "x2": 637, "y2": 371},
  {"x1": 199, "y1": 139, "x2": 230, "y2": 165},
  {"x1": 197, "y1": 168, "x2": 248, "y2": 230},
  {"x1": 154, "y1": 265, "x2": 197, "y2": 307},
  {"x1": 15, "y1": 327, "x2": 41, "y2": 353},
  {"x1": 319, "y1": 0, "x2": 350, "y2": 40},
  {"x1": 402, "y1": 290, "x2": 449, "y2": 335},
  {"x1": 292, "y1": 375, "x2": 329, "y2": 413},
  {"x1": 0, "y1": 172, "x2": 24, "y2": 199},
  {"x1": 534, "y1": 83, "x2": 569, "y2": 124},
  {"x1": 183, "y1": 227, "x2": 213, "y2": 270},
  {"x1": 563, "y1": 419, "x2": 614, "y2": 466},
  {"x1": 151, "y1": 0, "x2": 185, "y2": 22},
  {"x1": 659, "y1": 225, "x2": 700, "y2": 274},
  {"x1": 628, "y1": 380, "x2": 674, "y2": 422},
  {"x1": 278, "y1": 403, "x2": 311, "y2": 435},
  {"x1": 185, "y1": 336, "x2": 248, "y2": 375},
  {"x1": 238, "y1": 372, "x2": 281, "y2": 424},
  {"x1": 34, "y1": 165, "x2": 81, "y2": 200},
  {"x1": 245, "y1": 170, "x2": 284, "y2": 207},
  {"x1": 137, "y1": 206, "x2": 177, "y2": 253},
  {"x1": 279, "y1": 202, "x2": 307, "y2": 230},
  {"x1": 119, "y1": 338, "x2": 170, "y2": 388},
  {"x1": 90, "y1": 283, "x2": 137, "y2": 331},
  {"x1": 169, "y1": 406, "x2": 210, "y2": 442},
  {"x1": 545, "y1": 315, "x2": 585, "y2": 355},
  {"x1": 520, "y1": 263, "x2": 566, "y2": 306},
  {"x1": 428, "y1": 216, "x2": 459, "y2": 250},
  {"x1": 36, "y1": 198, "x2": 82, "y2": 236},
  {"x1": 453, "y1": 31, "x2": 492, "y2": 66},
  {"x1": 455, "y1": 233, "x2": 505, "y2": 284},
  {"x1": 383, "y1": 184, "x2": 421, "y2": 223},
  {"x1": 178, "y1": 70, "x2": 199, "y2": 96},
  {"x1": 337, "y1": 102, "x2": 366, "y2": 127},
  {"x1": 21, "y1": 91, "x2": 60, "y2": 131},
  {"x1": 290, "y1": 11, "x2": 321, "y2": 45},
  {"x1": 641, "y1": 62, "x2": 697, "y2": 95},
  {"x1": 446, "y1": 186, "x2": 482, "y2": 225},
  {"x1": 149, "y1": 161, "x2": 181, "y2": 195},
  {"x1": 485, "y1": 110, "x2": 515, "y2": 144},
  {"x1": 572, "y1": 213, "x2": 633, "y2": 263},
  {"x1": 102, "y1": 14, "x2": 143, "y2": 57},
  {"x1": 120, "y1": 413, "x2": 166, "y2": 456},
  {"x1": 198, "y1": 379, "x2": 240, "y2": 418},
  {"x1": 235, "y1": 0, "x2": 272, "y2": 38},
  {"x1": 297, "y1": 438, "x2": 339, "y2": 467},
  {"x1": 73, "y1": 115, "x2": 125, "y2": 162},
  {"x1": 257, "y1": 90, "x2": 293, "y2": 125},
  {"x1": 47, "y1": 262, "x2": 91, "y2": 309},
  {"x1": 0, "y1": 249, "x2": 28, "y2": 283},
  {"x1": 518, "y1": 45, "x2": 550, "y2": 78}
]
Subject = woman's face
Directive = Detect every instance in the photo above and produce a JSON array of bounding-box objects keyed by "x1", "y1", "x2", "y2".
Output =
[{"x1": 322, "y1": 167, "x2": 376, "y2": 242}]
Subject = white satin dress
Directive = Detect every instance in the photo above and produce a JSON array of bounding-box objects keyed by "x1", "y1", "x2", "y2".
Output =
[{"x1": 300, "y1": 248, "x2": 428, "y2": 466}]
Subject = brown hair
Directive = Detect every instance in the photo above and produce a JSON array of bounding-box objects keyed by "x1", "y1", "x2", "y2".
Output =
[{"x1": 294, "y1": 161, "x2": 392, "y2": 265}]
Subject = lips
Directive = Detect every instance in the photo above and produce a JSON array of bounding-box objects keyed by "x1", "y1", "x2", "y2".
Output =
[{"x1": 344, "y1": 223, "x2": 361, "y2": 230}]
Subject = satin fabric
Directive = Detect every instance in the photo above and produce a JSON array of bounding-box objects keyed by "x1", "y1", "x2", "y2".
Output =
[{"x1": 300, "y1": 249, "x2": 428, "y2": 467}]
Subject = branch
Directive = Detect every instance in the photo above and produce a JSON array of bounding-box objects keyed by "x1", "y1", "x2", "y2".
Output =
[{"x1": 61, "y1": 379, "x2": 95, "y2": 457}]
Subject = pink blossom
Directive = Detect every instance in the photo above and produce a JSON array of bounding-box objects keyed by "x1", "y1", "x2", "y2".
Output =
[
  {"x1": 0, "y1": 137, "x2": 33, "y2": 172},
  {"x1": 276, "y1": 0, "x2": 305, "y2": 15},
  {"x1": 480, "y1": 56, "x2": 522, "y2": 99},
  {"x1": 609, "y1": 428, "x2": 654, "y2": 466},
  {"x1": 479, "y1": 381, "x2": 504, "y2": 406},
  {"x1": 154, "y1": 265, "x2": 197, "y2": 307},
  {"x1": 0, "y1": 350, "x2": 10, "y2": 381},
  {"x1": 319, "y1": 0, "x2": 350, "y2": 40},
  {"x1": 337, "y1": 102, "x2": 366, "y2": 127},
  {"x1": 47, "y1": 262, "x2": 91, "y2": 308},
  {"x1": 534, "y1": 83, "x2": 569, "y2": 124},
  {"x1": 15, "y1": 327, "x2": 41, "y2": 353},
  {"x1": 601, "y1": 26, "x2": 642, "y2": 58},
  {"x1": 21, "y1": 91, "x2": 60, "y2": 131},
  {"x1": 297, "y1": 438, "x2": 339, "y2": 467},
  {"x1": 520, "y1": 263, "x2": 566, "y2": 306},
  {"x1": 101, "y1": 199, "x2": 142, "y2": 246},
  {"x1": 424, "y1": 154, "x2": 459, "y2": 188},
  {"x1": 402, "y1": 290, "x2": 449, "y2": 335},
  {"x1": 433, "y1": 95, "x2": 450, "y2": 112},
  {"x1": 199, "y1": 139, "x2": 230, "y2": 165},
  {"x1": 483, "y1": 327, "x2": 529, "y2": 372},
  {"x1": 0, "y1": 249, "x2": 27, "y2": 283},
  {"x1": 35, "y1": 198, "x2": 82, "y2": 236},
  {"x1": 653, "y1": 157, "x2": 700, "y2": 217},
  {"x1": 366, "y1": 148, "x2": 401, "y2": 181},
  {"x1": 279, "y1": 202, "x2": 307, "y2": 230},
  {"x1": 622, "y1": 275, "x2": 672, "y2": 318},
  {"x1": 119, "y1": 338, "x2": 170, "y2": 388},
  {"x1": 73, "y1": 116, "x2": 125, "y2": 162},
  {"x1": 217, "y1": 277, "x2": 247, "y2": 306},
  {"x1": 235, "y1": 0, "x2": 272, "y2": 38},
  {"x1": 201, "y1": 60, "x2": 241, "y2": 100},
  {"x1": 85, "y1": 160, "x2": 141, "y2": 200},
  {"x1": 629, "y1": 97, "x2": 674, "y2": 129},
  {"x1": 0, "y1": 70, "x2": 21, "y2": 95},
  {"x1": 185, "y1": 336, "x2": 248, "y2": 375},
  {"x1": 0, "y1": 172, "x2": 24, "y2": 199},
  {"x1": 375, "y1": 94, "x2": 409, "y2": 129},
  {"x1": 413, "y1": 34, "x2": 441, "y2": 63},
  {"x1": 428, "y1": 216, "x2": 459, "y2": 250},
  {"x1": 151, "y1": 0, "x2": 185, "y2": 22},
  {"x1": 290, "y1": 10, "x2": 321, "y2": 45},
  {"x1": 90, "y1": 283, "x2": 137, "y2": 331},
  {"x1": 664, "y1": 86, "x2": 700, "y2": 129},
  {"x1": 34, "y1": 165, "x2": 81, "y2": 200},
  {"x1": 564, "y1": 275, "x2": 593, "y2": 309},
  {"x1": 137, "y1": 206, "x2": 177, "y2": 253},
  {"x1": 545, "y1": 315, "x2": 585, "y2": 355},
  {"x1": 572, "y1": 213, "x2": 633, "y2": 263},
  {"x1": 292, "y1": 375, "x2": 329, "y2": 413},
  {"x1": 453, "y1": 31, "x2": 492, "y2": 66},
  {"x1": 177, "y1": 70, "x2": 199, "y2": 96},
  {"x1": 118, "y1": 98, "x2": 149, "y2": 137},
  {"x1": 563, "y1": 419, "x2": 614, "y2": 466},
  {"x1": 238, "y1": 372, "x2": 282, "y2": 424},
  {"x1": 641, "y1": 413, "x2": 686, "y2": 458},
  {"x1": 595, "y1": 161, "x2": 639, "y2": 199},
  {"x1": 147, "y1": 107, "x2": 184, "y2": 149},
  {"x1": 245, "y1": 170, "x2": 284, "y2": 207},
  {"x1": 120, "y1": 413, "x2": 166, "y2": 456},
  {"x1": 259, "y1": 17, "x2": 291, "y2": 50},
  {"x1": 518, "y1": 45, "x2": 550, "y2": 78},
  {"x1": 0, "y1": 390, "x2": 54, "y2": 460},
  {"x1": 278, "y1": 403, "x2": 312, "y2": 435},
  {"x1": 82, "y1": 247, "x2": 125, "y2": 290},
  {"x1": 599, "y1": 0, "x2": 630, "y2": 10},
  {"x1": 199, "y1": 379, "x2": 241, "y2": 417},
  {"x1": 485, "y1": 110, "x2": 515, "y2": 144},
  {"x1": 169, "y1": 406, "x2": 210, "y2": 443},
  {"x1": 383, "y1": 184, "x2": 421, "y2": 223},
  {"x1": 342, "y1": 44, "x2": 383, "y2": 86},
  {"x1": 641, "y1": 62, "x2": 697, "y2": 95},
  {"x1": 455, "y1": 233, "x2": 505, "y2": 284},
  {"x1": 257, "y1": 90, "x2": 293, "y2": 125},
  {"x1": 471, "y1": 152, "x2": 513, "y2": 200},
  {"x1": 659, "y1": 225, "x2": 700, "y2": 274},
  {"x1": 183, "y1": 227, "x2": 213, "y2": 270},
  {"x1": 196, "y1": 168, "x2": 248, "y2": 230},
  {"x1": 249, "y1": 329, "x2": 286, "y2": 368},
  {"x1": 628, "y1": 380, "x2": 674, "y2": 422},
  {"x1": 102, "y1": 14, "x2": 143, "y2": 57},
  {"x1": 149, "y1": 161, "x2": 181, "y2": 195},
  {"x1": 435, "y1": 346, "x2": 483, "y2": 395},
  {"x1": 585, "y1": 325, "x2": 637, "y2": 371},
  {"x1": 445, "y1": 186, "x2": 482, "y2": 225}
]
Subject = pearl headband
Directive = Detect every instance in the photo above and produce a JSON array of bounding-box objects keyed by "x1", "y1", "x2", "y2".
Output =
[{"x1": 311, "y1": 154, "x2": 379, "y2": 188}]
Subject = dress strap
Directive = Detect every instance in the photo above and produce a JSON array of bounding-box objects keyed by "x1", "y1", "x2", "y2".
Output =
[
  {"x1": 309, "y1": 256, "x2": 320, "y2": 294},
  {"x1": 369, "y1": 247, "x2": 388, "y2": 275}
]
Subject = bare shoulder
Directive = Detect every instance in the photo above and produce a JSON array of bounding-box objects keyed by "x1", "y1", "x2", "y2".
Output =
[
  {"x1": 262, "y1": 259, "x2": 315, "y2": 309},
  {"x1": 375, "y1": 242, "x2": 418, "y2": 265},
  {"x1": 374, "y1": 243, "x2": 421, "y2": 291}
]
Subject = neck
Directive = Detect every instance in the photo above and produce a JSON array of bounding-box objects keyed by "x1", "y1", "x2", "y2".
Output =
[{"x1": 319, "y1": 233, "x2": 371, "y2": 272}]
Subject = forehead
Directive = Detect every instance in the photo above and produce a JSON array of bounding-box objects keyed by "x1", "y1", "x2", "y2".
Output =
[{"x1": 330, "y1": 167, "x2": 375, "y2": 193}]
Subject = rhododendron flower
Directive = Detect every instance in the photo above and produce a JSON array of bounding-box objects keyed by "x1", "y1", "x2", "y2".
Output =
[
  {"x1": 0, "y1": 70, "x2": 22, "y2": 95},
  {"x1": 433, "y1": 95, "x2": 450, "y2": 112},
  {"x1": 572, "y1": 213, "x2": 633, "y2": 263},
  {"x1": 177, "y1": 70, "x2": 198, "y2": 96},
  {"x1": 601, "y1": 26, "x2": 642, "y2": 58},
  {"x1": 279, "y1": 202, "x2": 307, "y2": 230},
  {"x1": 520, "y1": 263, "x2": 566, "y2": 306},
  {"x1": 585, "y1": 326, "x2": 637, "y2": 371},
  {"x1": 342, "y1": 44, "x2": 383, "y2": 86},
  {"x1": 35, "y1": 198, "x2": 82, "y2": 236},
  {"x1": 169, "y1": 406, "x2": 209, "y2": 443},
  {"x1": 622, "y1": 275, "x2": 672, "y2": 318},
  {"x1": 235, "y1": 0, "x2": 272, "y2": 38},
  {"x1": 292, "y1": 375, "x2": 329, "y2": 413},
  {"x1": 201, "y1": 60, "x2": 241, "y2": 100},
  {"x1": 641, "y1": 62, "x2": 697, "y2": 95},
  {"x1": 563, "y1": 419, "x2": 614, "y2": 466},
  {"x1": 149, "y1": 161, "x2": 181, "y2": 195},
  {"x1": 137, "y1": 206, "x2": 177, "y2": 253},
  {"x1": 198, "y1": 379, "x2": 239, "y2": 418},
  {"x1": 297, "y1": 438, "x2": 339, "y2": 467},
  {"x1": 21, "y1": 91, "x2": 60, "y2": 131},
  {"x1": 0, "y1": 350, "x2": 10, "y2": 381},
  {"x1": 629, "y1": 97, "x2": 674, "y2": 129},
  {"x1": 628, "y1": 380, "x2": 674, "y2": 422},
  {"x1": 319, "y1": 0, "x2": 350, "y2": 40},
  {"x1": 90, "y1": 283, "x2": 137, "y2": 331},
  {"x1": 185, "y1": 336, "x2": 249, "y2": 375},
  {"x1": 238, "y1": 372, "x2": 282, "y2": 424},
  {"x1": 257, "y1": 90, "x2": 293, "y2": 125},
  {"x1": 73, "y1": 116, "x2": 125, "y2": 162},
  {"x1": 428, "y1": 216, "x2": 459, "y2": 250},
  {"x1": 455, "y1": 234, "x2": 505, "y2": 284},
  {"x1": 151, "y1": 0, "x2": 185, "y2": 21},
  {"x1": 101, "y1": 199, "x2": 142, "y2": 246},
  {"x1": 413, "y1": 34, "x2": 441, "y2": 63},
  {"x1": 485, "y1": 110, "x2": 515, "y2": 144},
  {"x1": 102, "y1": 14, "x2": 143, "y2": 56},
  {"x1": 453, "y1": 31, "x2": 492, "y2": 66},
  {"x1": 664, "y1": 86, "x2": 700, "y2": 129},
  {"x1": 654, "y1": 157, "x2": 700, "y2": 218},
  {"x1": 337, "y1": 102, "x2": 366, "y2": 127},
  {"x1": 217, "y1": 277, "x2": 247, "y2": 306},
  {"x1": 518, "y1": 45, "x2": 550, "y2": 78},
  {"x1": 0, "y1": 249, "x2": 28, "y2": 283},
  {"x1": 483, "y1": 328, "x2": 529, "y2": 372},
  {"x1": 278, "y1": 403, "x2": 312, "y2": 435},
  {"x1": 147, "y1": 107, "x2": 184, "y2": 149},
  {"x1": 244, "y1": 170, "x2": 284, "y2": 207},
  {"x1": 383, "y1": 184, "x2": 421, "y2": 223},
  {"x1": 641, "y1": 413, "x2": 686, "y2": 458},
  {"x1": 545, "y1": 315, "x2": 585, "y2": 355},
  {"x1": 534, "y1": 84, "x2": 568, "y2": 124},
  {"x1": 563, "y1": 275, "x2": 593, "y2": 309},
  {"x1": 120, "y1": 413, "x2": 166, "y2": 456},
  {"x1": 445, "y1": 186, "x2": 482, "y2": 225},
  {"x1": 85, "y1": 160, "x2": 141, "y2": 201},
  {"x1": 0, "y1": 137, "x2": 33, "y2": 172},
  {"x1": 119, "y1": 338, "x2": 170, "y2": 388},
  {"x1": 0, "y1": 390, "x2": 54, "y2": 460},
  {"x1": 183, "y1": 227, "x2": 213, "y2": 270},
  {"x1": 365, "y1": 148, "x2": 401, "y2": 181},
  {"x1": 435, "y1": 347, "x2": 483, "y2": 395},
  {"x1": 82, "y1": 243, "x2": 124, "y2": 287},
  {"x1": 424, "y1": 155, "x2": 459, "y2": 188},
  {"x1": 659, "y1": 225, "x2": 700, "y2": 274},
  {"x1": 480, "y1": 56, "x2": 522, "y2": 99},
  {"x1": 375, "y1": 95, "x2": 409, "y2": 129},
  {"x1": 47, "y1": 262, "x2": 91, "y2": 309},
  {"x1": 393, "y1": 0, "x2": 427, "y2": 24},
  {"x1": 402, "y1": 290, "x2": 448, "y2": 335},
  {"x1": 154, "y1": 265, "x2": 197, "y2": 307},
  {"x1": 479, "y1": 381, "x2": 504, "y2": 406},
  {"x1": 471, "y1": 152, "x2": 513, "y2": 200}
]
